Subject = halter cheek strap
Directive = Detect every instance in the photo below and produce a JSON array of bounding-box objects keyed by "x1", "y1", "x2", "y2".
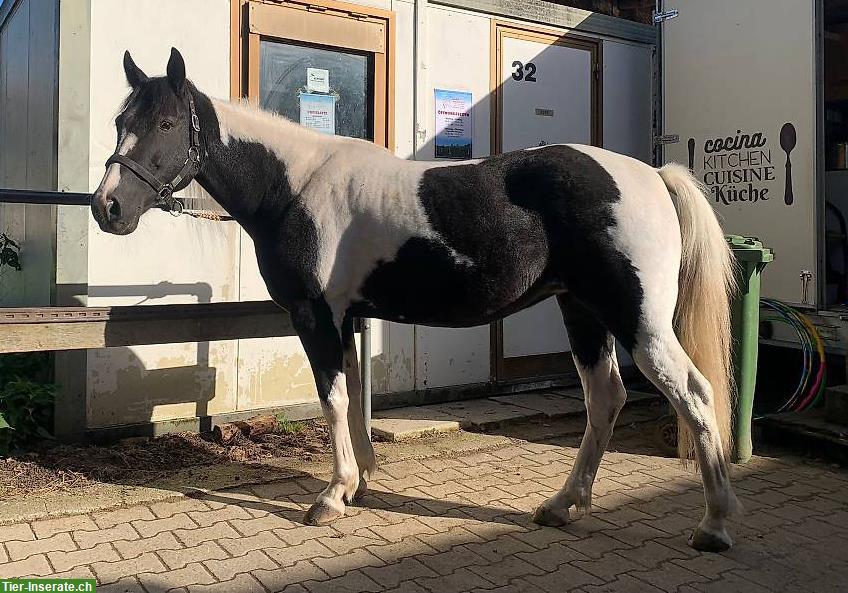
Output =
[{"x1": 105, "y1": 95, "x2": 203, "y2": 216}]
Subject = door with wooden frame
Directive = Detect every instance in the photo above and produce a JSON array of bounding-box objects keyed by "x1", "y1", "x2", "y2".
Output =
[
  {"x1": 232, "y1": 0, "x2": 394, "y2": 149},
  {"x1": 490, "y1": 22, "x2": 602, "y2": 382}
]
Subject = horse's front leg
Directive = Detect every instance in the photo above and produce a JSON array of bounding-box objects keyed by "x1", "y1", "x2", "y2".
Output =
[{"x1": 291, "y1": 300, "x2": 360, "y2": 525}]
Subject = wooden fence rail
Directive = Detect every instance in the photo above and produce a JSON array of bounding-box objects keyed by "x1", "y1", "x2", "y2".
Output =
[{"x1": 0, "y1": 300, "x2": 295, "y2": 353}]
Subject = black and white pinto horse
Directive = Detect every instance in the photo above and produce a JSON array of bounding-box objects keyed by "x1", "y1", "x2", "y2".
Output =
[{"x1": 92, "y1": 49, "x2": 739, "y2": 552}]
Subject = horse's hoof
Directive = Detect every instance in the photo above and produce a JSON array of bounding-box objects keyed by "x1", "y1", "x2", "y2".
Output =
[
  {"x1": 532, "y1": 504, "x2": 571, "y2": 527},
  {"x1": 689, "y1": 527, "x2": 733, "y2": 552},
  {"x1": 304, "y1": 500, "x2": 344, "y2": 526}
]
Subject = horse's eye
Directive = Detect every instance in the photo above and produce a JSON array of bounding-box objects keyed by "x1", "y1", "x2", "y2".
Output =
[{"x1": 159, "y1": 120, "x2": 173, "y2": 132}]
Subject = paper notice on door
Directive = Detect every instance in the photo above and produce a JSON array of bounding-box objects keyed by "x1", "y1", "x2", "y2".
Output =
[
  {"x1": 306, "y1": 68, "x2": 330, "y2": 93},
  {"x1": 299, "y1": 93, "x2": 336, "y2": 135}
]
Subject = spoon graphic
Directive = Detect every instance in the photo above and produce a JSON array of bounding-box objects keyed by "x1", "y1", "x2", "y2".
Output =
[
  {"x1": 780, "y1": 122, "x2": 796, "y2": 205},
  {"x1": 687, "y1": 138, "x2": 695, "y2": 171}
]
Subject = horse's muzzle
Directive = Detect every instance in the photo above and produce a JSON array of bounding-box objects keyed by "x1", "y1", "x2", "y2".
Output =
[{"x1": 91, "y1": 192, "x2": 137, "y2": 235}]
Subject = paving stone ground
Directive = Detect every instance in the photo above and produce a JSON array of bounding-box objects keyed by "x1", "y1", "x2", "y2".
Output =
[{"x1": 1, "y1": 405, "x2": 847, "y2": 593}]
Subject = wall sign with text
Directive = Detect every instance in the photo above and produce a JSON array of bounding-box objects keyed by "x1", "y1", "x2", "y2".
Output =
[
  {"x1": 299, "y1": 93, "x2": 336, "y2": 135},
  {"x1": 434, "y1": 89, "x2": 473, "y2": 160},
  {"x1": 688, "y1": 122, "x2": 797, "y2": 206}
]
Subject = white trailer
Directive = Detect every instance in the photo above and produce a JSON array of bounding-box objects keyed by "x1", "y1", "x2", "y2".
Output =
[{"x1": 659, "y1": 1, "x2": 848, "y2": 355}]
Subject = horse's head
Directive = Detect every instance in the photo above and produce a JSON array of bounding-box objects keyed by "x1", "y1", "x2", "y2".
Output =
[{"x1": 92, "y1": 48, "x2": 202, "y2": 235}]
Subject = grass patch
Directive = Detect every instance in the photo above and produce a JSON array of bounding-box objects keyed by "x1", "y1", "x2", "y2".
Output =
[{"x1": 274, "y1": 413, "x2": 306, "y2": 435}]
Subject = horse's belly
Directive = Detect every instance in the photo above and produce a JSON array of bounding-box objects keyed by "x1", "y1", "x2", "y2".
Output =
[{"x1": 355, "y1": 235, "x2": 553, "y2": 326}]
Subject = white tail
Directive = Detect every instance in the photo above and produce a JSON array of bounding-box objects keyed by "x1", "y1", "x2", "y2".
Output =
[{"x1": 658, "y1": 163, "x2": 736, "y2": 462}]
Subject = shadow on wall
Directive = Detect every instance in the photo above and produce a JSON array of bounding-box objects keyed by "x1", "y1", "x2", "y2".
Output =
[{"x1": 86, "y1": 281, "x2": 218, "y2": 435}]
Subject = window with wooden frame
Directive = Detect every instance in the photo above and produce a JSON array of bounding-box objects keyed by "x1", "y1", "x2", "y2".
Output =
[{"x1": 230, "y1": 0, "x2": 395, "y2": 150}]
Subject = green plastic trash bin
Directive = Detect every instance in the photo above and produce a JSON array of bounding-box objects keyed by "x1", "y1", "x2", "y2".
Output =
[{"x1": 726, "y1": 235, "x2": 773, "y2": 463}]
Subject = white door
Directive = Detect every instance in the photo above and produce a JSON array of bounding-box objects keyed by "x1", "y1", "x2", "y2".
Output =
[
  {"x1": 661, "y1": 0, "x2": 819, "y2": 306},
  {"x1": 494, "y1": 26, "x2": 599, "y2": 379},
  {"x1": 501, "y1": 37, "x2": 594, "y2": 150}
]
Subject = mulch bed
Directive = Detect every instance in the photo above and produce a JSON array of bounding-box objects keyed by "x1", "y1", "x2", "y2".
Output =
[{"x1": 0, "y1": 419, "x2": 330, "y2": 498}]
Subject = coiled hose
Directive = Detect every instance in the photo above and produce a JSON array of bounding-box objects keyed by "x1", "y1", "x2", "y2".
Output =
[{"x1": 759, "y1": 298, "x2": 827, "y2": 415}]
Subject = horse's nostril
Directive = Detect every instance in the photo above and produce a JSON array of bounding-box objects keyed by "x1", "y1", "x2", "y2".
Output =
[{"x1": 106, "y1": 198, "x2": 122, "y2": 221}]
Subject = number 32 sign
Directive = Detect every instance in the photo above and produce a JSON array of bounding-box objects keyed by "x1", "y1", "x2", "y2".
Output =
[{"x1": 511, "y1": 61, "x2": 537, "y2": 82}]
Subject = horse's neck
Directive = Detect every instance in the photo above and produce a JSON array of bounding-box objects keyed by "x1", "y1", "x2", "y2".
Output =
[
  {"x1": 196, "y1": 99, "x2": 336, "y2": 223},
  {"x1": 212, "y1": 99, "x2": 337, "y2": 191}
]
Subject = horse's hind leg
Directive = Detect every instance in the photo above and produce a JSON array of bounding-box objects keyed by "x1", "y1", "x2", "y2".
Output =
[
  {"x1": 534, "y1": 294, "x2": 627, "y2": 526},
  {"x1": 631, "y1": 327, "x2": 737, "y2": 551}
]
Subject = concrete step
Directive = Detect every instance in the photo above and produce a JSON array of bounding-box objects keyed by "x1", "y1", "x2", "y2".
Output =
[{"x1": 371, "y1": 388, "x2": 660, "y2": 442}]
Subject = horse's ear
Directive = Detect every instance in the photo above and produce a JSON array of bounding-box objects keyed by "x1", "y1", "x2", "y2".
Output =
[
  {"x1": 166, "y1": 47, "x2": 186, "y2": 94},
  {"x1": 123, "y1": 50, "x2": 148, "y2": 89}
]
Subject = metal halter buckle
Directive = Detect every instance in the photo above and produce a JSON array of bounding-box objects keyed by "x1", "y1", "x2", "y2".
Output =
[{"x1": 168, "y1": 199, "x2": 184, "y2": 216}]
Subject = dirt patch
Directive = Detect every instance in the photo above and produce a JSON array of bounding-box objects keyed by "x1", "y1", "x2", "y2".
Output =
[{"x1": 0, "y1": 419, "x2": 330, "y2": 498}]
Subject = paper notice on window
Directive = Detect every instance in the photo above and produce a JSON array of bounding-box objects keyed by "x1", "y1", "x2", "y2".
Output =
[
  {"x1": 306, "y1": 68, "x2": 330, "y2": 93},
  {"x1": 299, "y1": 93, "x2": 336, "y2": 135}
]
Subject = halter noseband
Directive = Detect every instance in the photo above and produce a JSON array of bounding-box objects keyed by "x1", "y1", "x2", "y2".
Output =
[{"x1": 105, "y1": 95, "x2": 203, "y2": 216}]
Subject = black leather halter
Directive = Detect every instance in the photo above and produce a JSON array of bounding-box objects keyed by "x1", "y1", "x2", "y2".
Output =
[{"x1": 105, "y1": 95, "x2": 203, "y2": 216}]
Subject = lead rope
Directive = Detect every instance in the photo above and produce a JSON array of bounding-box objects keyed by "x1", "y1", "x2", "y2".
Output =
[{"x1": 180, "y1": 209, "x2": 234, "y2": 222}]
